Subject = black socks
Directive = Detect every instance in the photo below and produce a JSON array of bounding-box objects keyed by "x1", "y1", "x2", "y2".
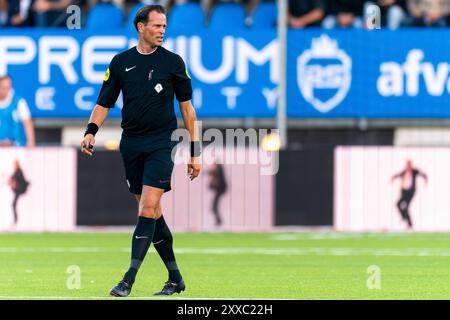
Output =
[
  {"x1": 124, "y1": 216, "x2": 156, "y2": 285},
  {"x1": 123, "y1": 215, "x2": 182, "y2": 285},
  {"x1": 153, "y1": 216, "x2": 182, "y2": 283}
]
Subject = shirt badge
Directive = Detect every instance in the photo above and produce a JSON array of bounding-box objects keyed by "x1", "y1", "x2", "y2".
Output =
[
  {"x1": 154, "y1": 83, "x2": 163, "y2": 93},
  {"x1": 104, "y1": 68, "x2": 110, "y2": 81}
]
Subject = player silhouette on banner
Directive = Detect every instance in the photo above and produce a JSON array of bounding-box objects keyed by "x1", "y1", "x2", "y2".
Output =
[
  {"x1": 208, "y1": 162, "x2": 227, "y2": 226},
  {"x1": 391, "y1": 159, "x2": 428, "y2": 229},
  {"x1": 8, "y1": 160, "x2": 29, "y2": 226}
]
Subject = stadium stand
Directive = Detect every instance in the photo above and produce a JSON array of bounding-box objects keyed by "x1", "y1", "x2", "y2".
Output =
[
  {"x1": 2, "y1": 0, "x2": 450, "y2": 29},
  {"x1": 207, "y1": 3, "x2": 246, "y2": 30},
  {"x1": 250, "y1": 1, "x2": 277, "y2": 28},
  {"x1": 86, "y1": 2, "x2": 124, "y2": 29},
  {"x1": 167, "y1": 2, "x2": 206, "y2": 33}
]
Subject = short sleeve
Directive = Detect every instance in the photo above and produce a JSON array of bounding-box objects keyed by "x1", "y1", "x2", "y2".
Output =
[
  {"x1": 96, "y1": 56, "x2": 121, "y2": 108},
  {"x1": 17, "y1": 98, "x2": 31, "y2": 121},
  {"x1": 172, "y1": 55, "x2": 193, "y2": 102}
]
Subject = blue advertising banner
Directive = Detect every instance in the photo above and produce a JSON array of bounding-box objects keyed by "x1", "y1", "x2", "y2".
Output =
[
  {"x1": 0, "y1": 28, "x2": 449, "y2": 118},
  {"x1": 288, "y1": 29, "x2": 450, "y2": 118}
]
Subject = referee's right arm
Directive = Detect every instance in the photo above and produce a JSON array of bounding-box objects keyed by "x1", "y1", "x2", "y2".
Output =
[
  {"x1": 81, "y1": 57, "x2": 121, "y2": 156},
  {"x1": 81, "y1": 104, "x2": 110, "y2": 156}
]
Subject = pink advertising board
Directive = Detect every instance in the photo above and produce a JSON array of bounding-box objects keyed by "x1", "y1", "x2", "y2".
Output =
[
  {"x1": 161, "y1": 147, "x2": 275, "y2": 231},
  {"x1": 0, "y1": 147, "x2": 77, "y2": 231},
  {"x1": 335, "y1": 146, "x2": 450, "y2": 231}
]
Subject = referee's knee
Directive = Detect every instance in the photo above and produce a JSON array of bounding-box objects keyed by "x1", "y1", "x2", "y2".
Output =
[{"x1": 139, "y1": 203, "x2": 160, "y2": 219}]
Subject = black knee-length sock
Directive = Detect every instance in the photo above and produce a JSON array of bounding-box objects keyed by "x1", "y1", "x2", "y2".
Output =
[
  {"x1": 124, "y1": 216, "x2": 156, "y2": 285},
  {"x1": 153, "y1": 216, "x2": 182, "y2": 282}
]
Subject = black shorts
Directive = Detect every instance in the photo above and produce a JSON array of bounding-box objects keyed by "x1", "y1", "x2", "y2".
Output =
[{"x1": 119, "y1": 133, "x2": 177, "y2": 195}]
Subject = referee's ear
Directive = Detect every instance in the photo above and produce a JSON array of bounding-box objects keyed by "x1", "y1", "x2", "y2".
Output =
[{"x1": 137, "y1": 22, "x2": 145, "y2": 33}]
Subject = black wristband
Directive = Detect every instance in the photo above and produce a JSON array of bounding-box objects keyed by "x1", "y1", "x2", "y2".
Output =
[
  {"x1": 84, "y1": 123, "x2": 99, "y2": 137},
  {"x1": 84, "y1": 122, "x2": 98, "y2": 137},
  {"x1": 190, "y1": 141, "x2": 201, "y2": 157}
]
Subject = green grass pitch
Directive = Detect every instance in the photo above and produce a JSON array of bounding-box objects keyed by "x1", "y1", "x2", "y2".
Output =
[{"x1": 1, "y1": 232, "x2": 450, "y2": 299}]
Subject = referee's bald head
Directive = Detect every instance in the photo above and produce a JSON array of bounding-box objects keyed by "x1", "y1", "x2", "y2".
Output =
[{"x1": 133, "y1": 4, "x2": 166, "y2": 32}]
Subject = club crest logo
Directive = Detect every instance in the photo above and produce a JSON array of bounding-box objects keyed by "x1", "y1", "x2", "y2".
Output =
[{"x1": 297, "y1": 35, "x2": 352, "y2": 113}]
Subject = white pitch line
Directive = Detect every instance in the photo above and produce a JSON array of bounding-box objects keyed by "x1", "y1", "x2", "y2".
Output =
[
  {"x1": 0, "y1": 296, "x2": 282, "y2": 300},
  {"x1": 1, "y1": 247, "x2": 450, "y2": 256},
  {"x1": 270, "y1": 233, "x2": 450, "y2": 241}
]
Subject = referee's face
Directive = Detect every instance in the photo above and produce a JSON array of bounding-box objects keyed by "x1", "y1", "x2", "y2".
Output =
[{"x1": 140, "y1": 11, "x2": 166, "y2": 48}]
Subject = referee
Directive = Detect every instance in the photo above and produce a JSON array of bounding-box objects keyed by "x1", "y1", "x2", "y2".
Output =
[{"x1": 80, "y1": 5, "x2": 201, "y2": 297}]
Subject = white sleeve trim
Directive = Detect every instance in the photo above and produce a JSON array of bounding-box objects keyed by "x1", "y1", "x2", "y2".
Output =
[{"x1": 17, "y1": 99, "x2": 31, "y2": 121}]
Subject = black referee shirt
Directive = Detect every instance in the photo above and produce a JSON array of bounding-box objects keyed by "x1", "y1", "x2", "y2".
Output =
[{"x1": 97, "y1": 46, "x2": 193, "y2": 136}]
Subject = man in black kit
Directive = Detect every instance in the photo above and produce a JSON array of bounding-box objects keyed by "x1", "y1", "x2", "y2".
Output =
[
  {"x1": 80, "y1": 5, "x2": 201, "y2": 297},
  {"x1": 391, "y1": 159, "x2": 427, "y2": 229}
]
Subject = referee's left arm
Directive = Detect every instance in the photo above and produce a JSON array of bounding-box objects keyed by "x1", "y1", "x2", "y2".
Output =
[
  {"x1": 179, "y1": 100, "x2": 201, "y2": 180},
  {"x1": 179, "y1": 100, "x2": 199, "y2": 144},
  {"x1": 173, "y1": 54, "x2": 200, "y2": 180}
]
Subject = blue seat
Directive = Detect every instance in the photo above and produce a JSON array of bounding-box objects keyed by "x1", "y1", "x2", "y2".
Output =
[
  {"x1": 167, "y1": 3, "x2": 205, "y2": 33},
  {"x1": 208, "y1": 3, "x2": 246, "y2": 31},
  {"x1": 86, "y1": 4, "x2": 124, "y2": 29},
  {"x1": 251, "y1": 2, "x2": 277, "y2": 28}
]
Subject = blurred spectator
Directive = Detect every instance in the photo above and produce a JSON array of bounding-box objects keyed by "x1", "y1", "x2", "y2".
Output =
[
  {"x1": 363, "y1": 0, "x2": 407, "y2": 29},
  {"x1": 32, "y1": 0, "x2": 74, "y2": 27},
  {"x1": 323, "y1": 0, "x2": 364, "y2": 28},
  {"x1": 123, "y1": 0, "x2": 142, "y2": 16},
  {"x1": 12, "y1": 0, "x2": 33, "y2": 26},
  {"x1": 0, "y1": 0, "x2": 32, "y2": 26},
  {"x1": 0, "y1": 75, "x2": 35, "y2": 147},
  {"x1": 288, "y1": 0, "x2": 325, "y2": 28},
  {"x1": 0, "y1": 0, "x2": 8, "y2": 25},
  {"x1": 403, "y1": 0, "x2": 449, "y2": 27}
]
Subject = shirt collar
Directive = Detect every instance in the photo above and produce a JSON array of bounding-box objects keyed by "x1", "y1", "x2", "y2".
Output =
[{"x1": 136, "y1": 46, "x2": 158, "y2": 55}]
